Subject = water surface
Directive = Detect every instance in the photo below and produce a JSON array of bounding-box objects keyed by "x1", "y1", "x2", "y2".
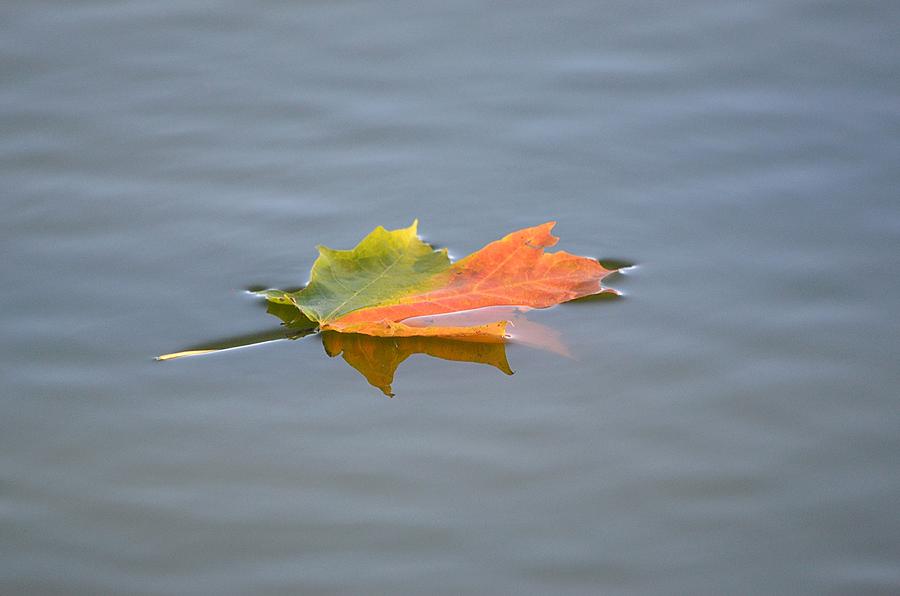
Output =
[{"x1": 2, "y1": 1, "x2": 899, "y2": 594}]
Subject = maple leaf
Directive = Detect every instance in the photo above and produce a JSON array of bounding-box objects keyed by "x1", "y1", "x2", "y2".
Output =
[{"x1": 261, "y1": 221, "x2": 617, "y2": 339}]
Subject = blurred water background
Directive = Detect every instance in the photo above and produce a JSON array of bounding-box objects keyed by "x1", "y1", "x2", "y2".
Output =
[{"x1": 2, "y1": 1, "x2": 899, "y2": 594}]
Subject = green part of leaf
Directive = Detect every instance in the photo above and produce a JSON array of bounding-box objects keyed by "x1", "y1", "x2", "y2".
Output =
[
  {"x1": 253, "y1": 289, "x2": 297, "y2": 305},
  {"x1": 290, "y1": 220, "x2": 451, "y2": 324},
  {"x1": 265, "y1": 302, "x2": 318, "y2": 331}
]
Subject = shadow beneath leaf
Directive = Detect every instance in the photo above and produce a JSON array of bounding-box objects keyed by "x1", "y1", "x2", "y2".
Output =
[
  {"x1": 596, "y1": 258, "x2": 635, "y2": 271},
  {"x1": 156, "y1": 302, "x2": 316, "y2": 361},
  {"x1": 567, "y1": 290, "x2": 623, "y2": 304}
]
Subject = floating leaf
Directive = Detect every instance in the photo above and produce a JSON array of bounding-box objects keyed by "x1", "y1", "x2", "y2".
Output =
[
  {"x1": 159, "y1": 221, "x2": 623, "y2": 395},
  {"x1": 265, "y1": 221, "x2": 617, "y2": 338}
]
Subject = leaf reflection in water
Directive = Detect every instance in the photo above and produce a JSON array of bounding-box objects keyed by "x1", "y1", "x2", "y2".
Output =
[
  {"x1": 157, "y1": 303, "x2": 571, "y2": 396},
  {"x1": 321, "y1": 331, "x2": 513, "y2": 396}
]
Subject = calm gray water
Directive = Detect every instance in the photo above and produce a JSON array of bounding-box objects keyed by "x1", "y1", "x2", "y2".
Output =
[{"x1": 2, "y1": 1, "x2": 899, "y2": 594}]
